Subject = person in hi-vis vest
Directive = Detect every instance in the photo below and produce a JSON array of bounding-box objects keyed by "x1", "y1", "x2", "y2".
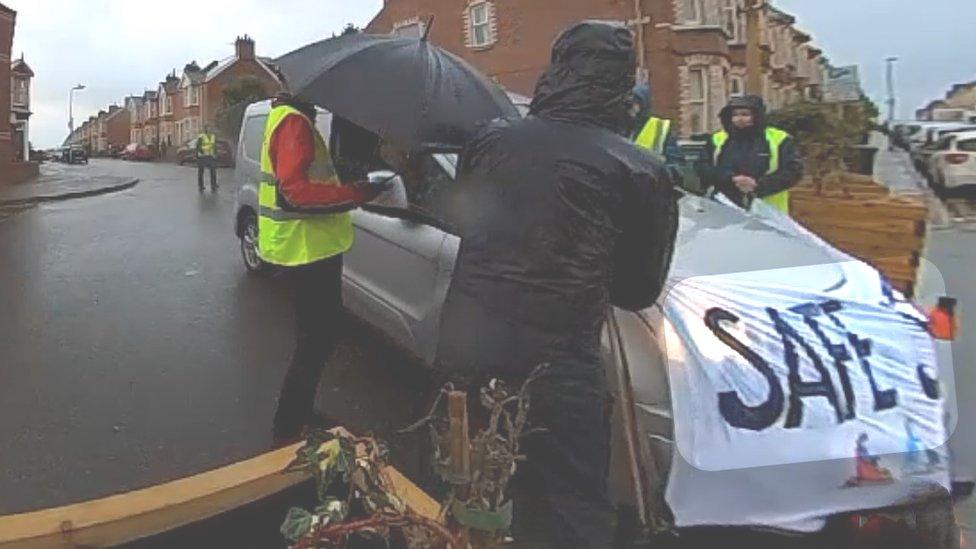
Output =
[
  {"x1": 260, "y1": 93, "x2": 383, "y2": 443},
  {"x1": 699, "y1": 95, "x2": 803, "y2": 214},
  {"x1": 196, "y1": 125, "x2": 219, "y2": 192},
  {"x1": 630, "y1": 83, "x2": 685, "y2": 168}
]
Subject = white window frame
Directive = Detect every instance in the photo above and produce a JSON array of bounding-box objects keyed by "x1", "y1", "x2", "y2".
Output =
[
  {"x1": 393, "y1": 18, "x2": 426, "y2": 38},
  {"x1": 468, "y1": 1, "x2": 493, "y2": 48},
  {"x1": 184, "y1": 84, "x2": 199, "y2": 107},
  {"x1": 12, "y1": 78, "x2": 28, "y2": 107},
  {"x1": 688, "y1": 67, "x2": 710, "y2": 135},
  {"x1": 684, "y1": 0, "x2": 706, "y2": 24},
  {"x1": 722, "y1": 0, "x2": 742, "y2": 42}
]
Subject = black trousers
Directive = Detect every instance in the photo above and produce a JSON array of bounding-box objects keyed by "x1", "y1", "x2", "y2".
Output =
[
  {"x1": 436, "y1": 291, "x2": 617, "y2": 547},
  {"x1": 521, "y1": 362, "x2": 617, "y2": 548},
  {"x1": 197, "y1": 156, "x2": 217, "y2": 189},
  {"x1": 272, "y1": 255, "x2": 343, "y2": 441}
]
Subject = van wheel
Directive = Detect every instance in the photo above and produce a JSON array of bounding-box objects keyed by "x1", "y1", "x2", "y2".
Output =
[{"x1": 240, "y1": 212, "x2": 269, "y2": 274}]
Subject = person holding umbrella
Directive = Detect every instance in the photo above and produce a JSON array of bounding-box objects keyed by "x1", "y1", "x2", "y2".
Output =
[
  {"x1": 435, "y1": 22, "x2": 679, "y2": 547},
  {"x1": 262, "y1": 92, "x2": 383, "y2": 443}
]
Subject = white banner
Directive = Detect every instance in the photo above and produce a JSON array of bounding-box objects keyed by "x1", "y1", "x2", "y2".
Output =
[{"x1": 661, "y1": 260, "x2": 951, "y2": 530}]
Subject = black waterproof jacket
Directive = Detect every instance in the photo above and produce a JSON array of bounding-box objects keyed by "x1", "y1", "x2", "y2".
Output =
[
  {"x1": 699, "y1": 95, "x2": 803, "y2": 208},
  {"x1": 435, "y1": 22, "x2": 680, "y2": 382}
]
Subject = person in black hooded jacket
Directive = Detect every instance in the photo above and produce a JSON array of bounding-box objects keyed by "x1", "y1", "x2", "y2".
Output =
[
  {"x1": 434, "y1": 21, "x2": 679, "y2": 548},
  {"x1": 699, "y1": 94, "x2": 803, "y2": 213}
]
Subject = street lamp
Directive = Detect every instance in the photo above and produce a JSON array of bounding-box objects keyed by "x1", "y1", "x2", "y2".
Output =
[
  {"x1": 884, "y1": 57, "x2": 898, "y2": 123},
  {"x1": 68, "y1": 84, "x2": 85, "y2": 140}
]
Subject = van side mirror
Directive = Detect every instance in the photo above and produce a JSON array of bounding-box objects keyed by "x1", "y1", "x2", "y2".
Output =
[{"x1": 367, "y1": 170, "x2": 409, "y2": 210}]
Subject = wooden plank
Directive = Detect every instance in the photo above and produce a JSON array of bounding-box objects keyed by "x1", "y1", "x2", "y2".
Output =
[
  {"x1": 382, "y1": 466, "x2": 441, "y2": 522},
  {"x1": 0, "y1": 444, "x2": 307, "y2": 548},
  {"x1": 0, "y1": 439, "x2": 441, "y2": 548},
  {"x1": 447, "y1": 391, "x2": 470, "y2": 485},
  {"x1": 791, "y1": 198, "x2": 928, "y2": 222},
  {"x1": 792, "y1": 185, "x2": 890, "y2": 197},
  {"x1": 791, "y1": 201, "x2": 928, "y2": 221},
  {"x1": 799, "y1": 224, "x2": 925, "y2": 253},
  {"x1": 794, "y1": 216, "x2": 924, "y2": 237}
]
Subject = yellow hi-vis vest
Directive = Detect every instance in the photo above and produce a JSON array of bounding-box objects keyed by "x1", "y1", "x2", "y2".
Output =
[
  {"x1": 198, "y1": 133, "x2": 217, "y2": 156},
  {"x1": 258, "y1": 105, "x2": 353, "y2": 267},
  {"x1": 635, "y1": 116, "x2": 672, "y2": 155},
  {"x1": 712, "y1": 127, "x2": 791, "y2": 214}
]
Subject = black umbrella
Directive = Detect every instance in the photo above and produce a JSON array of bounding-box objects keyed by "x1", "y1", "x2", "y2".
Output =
[{"x1": 274, "y1": 31, "x2": 519, "y2": 151}]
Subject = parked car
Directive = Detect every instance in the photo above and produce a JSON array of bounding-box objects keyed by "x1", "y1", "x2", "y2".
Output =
[
  {"x1": 120, "y1": 143, "x2": 154, "y2": 161},
  {"x1": 60, "y1": 147, "x2": 88, "y2": 164},
  {"x1": 927, "y1": 129, "x2": 976, "y2": 195},
  {"x1": 907, "y1": 122, "x2": 976, "y2": 153},
  {"x1": 234, "y1": 100, "x2": 964, "y2": 546},
  {"x1": 889, "y1": 121, "x2": 925, "y2": 150},
  {"x1": 910, "y1": 124, "x2": 976, "y2": 177},
  {"x1": 176, "y1": 138, "x2": 234, "y2": 167}
]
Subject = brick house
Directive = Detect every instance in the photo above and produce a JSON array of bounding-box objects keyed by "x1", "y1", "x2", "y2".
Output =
[
  {"x1": 0, "y1": 2, "x2": 14, "y2": 182},
  {"x1": 124, "y1": 95, "x2": 145, "y2": 145},
  {"x1": 117, "y1": 36, "x2": 281, "y2": 154},
  {"x1": 157, "y1": 73, "x2": 181, "y2": 151},
  {"x1": 101, "y1": 105, "x2": 130, "y2": 153},
  {"x1": 197, "y1": 36, "x2": 282, "y2": 138},
  {"x1": 142, "y1": 90, "x2": 158, "y2": 148},
  {"x1": 10, "y1": 54, "x2": 31, "y2": 162},
  {"x1": 366, "y1": 0, "x2": 826, "y2": 136},
  {"x1": 94, "y1": 110, "x2": 107, "y2": 153},
  {"x1": 176, "y1": 61, "x2": 209, "y2": 146},
  {"x1": 917, "y1": 82, "x2": 976, "y2": 122}
]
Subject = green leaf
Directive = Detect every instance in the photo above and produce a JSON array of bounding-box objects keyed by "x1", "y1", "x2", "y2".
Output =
[
  {"x1": 316, "y1": 465, "x2": 339, "y2": 502},
  {"x1": 280, "y1": 507, "x2": 315, "y2": 542},
  {"x1": 315, "y1": 497, "x2": 349, "y2": 524}
]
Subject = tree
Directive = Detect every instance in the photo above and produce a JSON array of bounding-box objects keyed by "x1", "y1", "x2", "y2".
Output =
[
  {"x1": 767, "y1": 96, "x2": 878, "y2": 187},
  {"x1": 341, "y1": 23, "x2": 359, "y2": 36},
  {"x1": 215, "y1": 77, "x2": 269, "y2": 140}
]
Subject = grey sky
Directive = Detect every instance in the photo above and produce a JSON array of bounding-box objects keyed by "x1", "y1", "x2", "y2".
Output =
[
  {"x1": 7, "y1": 0, "x2": 383, "y2": 148},
  {"x1": 776, "y1": 0, "x2": 976, "y2": 120},
  {"x1": 8, "y1": 1, "x2": 974, "y2": 147}
]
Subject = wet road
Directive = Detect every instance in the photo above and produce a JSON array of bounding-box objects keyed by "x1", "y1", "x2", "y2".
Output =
[{"x1": 0, "y1": 159, "x2": 433, "y2": 514}]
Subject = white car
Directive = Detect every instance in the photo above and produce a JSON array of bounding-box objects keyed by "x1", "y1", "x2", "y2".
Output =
[
  {"x1": 234, "y1": 100, "x2": 962, "y2": 545},
  {"x1": 928, "y1": 129, "x2": 976, "y2": 193}
]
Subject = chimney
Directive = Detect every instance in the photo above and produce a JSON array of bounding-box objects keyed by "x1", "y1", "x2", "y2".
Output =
[{"x1": 235, "y1": 35, "x2": 255, "y2": 60}]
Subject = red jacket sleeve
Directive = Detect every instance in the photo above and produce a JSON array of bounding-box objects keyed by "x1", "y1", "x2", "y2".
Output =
[{"x1": 269, "y1": 114, "x2": 371, "y2": 207}]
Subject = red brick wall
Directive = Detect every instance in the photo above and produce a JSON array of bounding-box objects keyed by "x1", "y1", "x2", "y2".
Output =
[
  {"x1": 202, "y1": 59, "x2": 281, "y2": 137},
  {"x1": 0, "y1": 5, "x2": 15, "y2": 183},
  {"x1": 368, "y1": 1, "x2": 801, "y2": 137},
  {"x1": 172, "y1": 89, "x2": 185, "y2": 126},
  {"x1": 365, "y1": 1, "x2": 711, "y2": 127},
  {"x1": 106, "y1": 110, "x2": 131, "y2": 150},
  {"x1": 367, "y1": 0, "x2": 634, "y2": 97}
]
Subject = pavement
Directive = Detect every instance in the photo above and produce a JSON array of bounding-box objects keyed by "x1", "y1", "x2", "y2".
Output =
[
  {"x1": 0, "y1": 159, "x2": 433, "y2": 516},
  {"x1": 0, "y1": 161, "x2": 137, "y2": 206}
]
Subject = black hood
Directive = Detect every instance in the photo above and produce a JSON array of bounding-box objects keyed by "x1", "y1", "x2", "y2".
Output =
[
  {"x1": 529, "y1": 21, "x2": 636, "y2": 133},
  {"x1": 719, "y1": 94, "x2": 767, "y2": 133}
]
